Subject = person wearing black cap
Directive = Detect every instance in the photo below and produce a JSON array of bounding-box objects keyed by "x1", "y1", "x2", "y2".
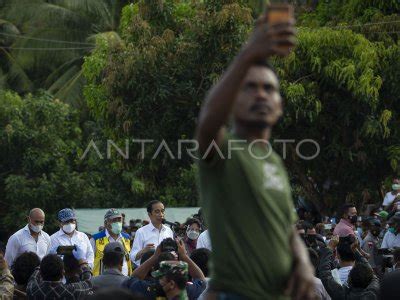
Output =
[
  {"x1": 90, "y1": 242, "x2": 128, "y2": 290},
  {"x1": 362, "y1": 219, "x2": 382, "y2": 273},
  {"x1": 381, "y1": 213, "x2": 400, "y2": 249}
]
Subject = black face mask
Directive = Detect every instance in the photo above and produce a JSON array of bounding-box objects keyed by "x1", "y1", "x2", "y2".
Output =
[
  {"x1": 349, "y1": 215, "x2": 358, "y2": 224},
  {"x1": 299, "y1": 233, "x2": 306, "y2": 242},
  {"x1": 307, "y1": 235, "x2": 317, "y2": 243}
]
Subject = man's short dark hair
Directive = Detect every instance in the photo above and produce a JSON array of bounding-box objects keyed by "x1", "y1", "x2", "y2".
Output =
[
  {"x1": 186, "y1": 218, "x2": 202, "y2": 229},
  {"x1": 146, "y1": 200, "x2": 162, "y2": 213},
  {"x1": 12, "y1": 252, "x2": 40, "y2": 285},
  {"x1": 340, "y1": 203, "x2": 356, "y2": 218},
  {"x1": 303, "y1": 221, "x2": 315, "y2": 231},
  {"x1": 252, "y1": 60, "x2": 277, "y2": 75},
  {"x1": 103, "y1": 251, "x2": 124, "y2": 268},
  {"x1": 87, "y1": 287, "x2": 143, "y2": 300},
  {"x1": 349, "y1": 262, "x2": 373, "y2": 288},
  {"x1": 140, "y1": 249, "x2": 155, "y2": 265},
  {"x1": 40, "y1": 254, "x2": 64, "y2": 281},
  {"x1": 190, "y1": 248, "x2": 211, "y2": 277},
  {"x1": 63, "y1": 254, "x2": 80, "y2": 275},
  {"x1": 165, "y1": 270, "x2": 187, "y2": 290},
  {"x1": 337, "y1": 240, "x2": 355, "y2": 262}
]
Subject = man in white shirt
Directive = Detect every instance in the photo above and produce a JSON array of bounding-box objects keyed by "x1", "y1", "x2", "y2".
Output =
[
  {"x1": 382, "y1": 178, "x2": 400, "y2": 208},
  {"x1": 196, "y1": 230, "x2": 212, "y2": 251},
  {"x1": 129, "y1": 200, "x2": 174, "y2": 266},
  {"x1": 5, "y1": 208, "x2": 50, "y2": 267},
  {"x1": 49, "y1": 208, "x2": 94, "y2": 267},
  {"x1": 381, "y1": 213, "x2": 400, "y2": 249}
]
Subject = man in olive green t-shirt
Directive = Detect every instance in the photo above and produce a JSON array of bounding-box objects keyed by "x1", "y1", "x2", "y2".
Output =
[{"x1": 195, "y1": 13, "x2": 315, "y2": 300}]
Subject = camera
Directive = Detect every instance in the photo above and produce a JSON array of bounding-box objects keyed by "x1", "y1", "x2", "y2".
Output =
[
  {"x1": 56, "y1": 245, "x2": 76, "y2": 255},
  {"x1": 160, "y1": 238, "x2": 177, "y2": 253}
]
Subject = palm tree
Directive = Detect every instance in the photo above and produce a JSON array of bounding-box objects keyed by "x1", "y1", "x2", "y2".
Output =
[{"x1": 0, "y1": 0, "x2": 130, "y2": 106}]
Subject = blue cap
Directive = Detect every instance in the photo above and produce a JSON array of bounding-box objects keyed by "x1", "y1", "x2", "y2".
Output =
[{"x1": 58, "y1": 208, "x2": 76, "y2": 222}]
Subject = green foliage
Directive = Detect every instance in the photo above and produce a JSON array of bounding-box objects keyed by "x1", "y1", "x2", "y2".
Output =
[
  {"x1": 82, "y1": 0, "x2": 400, "y2": 212},
  {"x1": 0, "y1": 91, "x2": 142, "y2": 235},
  {"x1": 0, "y1": 0, "x2": 128, "y2": 106}
]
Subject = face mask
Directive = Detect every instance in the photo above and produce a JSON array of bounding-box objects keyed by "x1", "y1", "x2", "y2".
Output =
[
  {"x1": 388, "y1": 227, "x2": 396, "y2": 234},
  {"x1": 186, "y1": 230, "x2": 200, "y2": 240},
  {"x1": 62, "y1": 223, "x2": 76, "y2": 234},
  {"x1": 349, "y1": 215, "x2": 358, "y2": 224},
  {"x1": 111, "y1": 222, "x2": 122, "y2": 235},
  {"x1": 392, "y1": 184, "x2": 400, "y2": 191},
  {"x1": 30, "y1": 223, "x2": 43, "y2": 233}
]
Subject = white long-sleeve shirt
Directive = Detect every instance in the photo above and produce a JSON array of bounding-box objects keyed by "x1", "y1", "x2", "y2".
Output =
[
  {"x1": 196, "y1": 230, "x2": 212, "y2": 251},
  {"x1": 49, "y1": 229, "x2": 94, "y2": 267},
  {"x1": 5, "y1": 225, "x2": 50, "y2": 267},
  {"x1": 129, "y1": 223, "x2": 173, "y2": 265}
]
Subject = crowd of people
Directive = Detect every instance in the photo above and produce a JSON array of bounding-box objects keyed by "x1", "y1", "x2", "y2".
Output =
[
  {"x1": 2, "y1": 6, "x2": 400, "y2": 300},
  {"x1": 1, "y1": 192, "x2": 400, "y2": 299},
  {"x1": 0, "y1": 202, "x2": 212, "y2": 300}
]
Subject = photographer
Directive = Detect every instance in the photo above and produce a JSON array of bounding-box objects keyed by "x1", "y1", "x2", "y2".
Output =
[
  {"x1": 317, "y1": 236, "x2": 379, "y2": 300},
  {"x1": 26, "y1": 245, "x2": 93, "y2": 298},
  {"x1": 127, "y1": 238, "x2": 205, "y2": 299}
]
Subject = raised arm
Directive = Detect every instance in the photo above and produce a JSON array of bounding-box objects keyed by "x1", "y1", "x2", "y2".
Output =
[
  {"x1": 176, "y1": 238, "x2": 205, "y2": 281},
  {"x1": 195, "y1": 18, "x2": 295, "y2": 158},
  {"x1": 132, "y1": 246, "x2": 161, "y2": 280}
]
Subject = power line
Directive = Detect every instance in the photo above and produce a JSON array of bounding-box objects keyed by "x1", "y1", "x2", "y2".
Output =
[{"x1": 0, "y1": 32, "x2": 95, "y2": 46}]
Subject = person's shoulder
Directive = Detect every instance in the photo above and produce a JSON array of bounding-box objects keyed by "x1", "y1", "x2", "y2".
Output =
[
  {"x1": 92, "y1": 231, "x2": 106, "y2": 241},
  {"x1": 198, "y1": 230, "x2": 208, "y2": 239},
  {"x1": 137, "y1": 224, "x2": 150, "y2": 232},
  {"x1": 50, "y1": 229, "x2": 61, "y2": 239},
  {"x1": 76, "y1": 230, "x2": 90, "y2": 240},
  {"x1": 164, "y1": 225, "x2": 174, "y2": 234},
  {"x1": 8, "y1": 226, "x2": 25, "y2": 240},
  {"x1": 121, "y1": 232, "x2": 130, "y2": 240},
  {"x1": 41, "y1": 230, "x2": 51, "y2": 239}
]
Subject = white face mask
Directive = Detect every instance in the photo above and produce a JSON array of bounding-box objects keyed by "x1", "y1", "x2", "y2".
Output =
[
  {"x1": 62, "y1": 223, "x2": 76, "y2": 234},
  {"x1": 187, "y1": 230, "x2": 200, "y2": 240},
  {"x1": 30, "y1": 223, "x2": 43, "y2": 233}
]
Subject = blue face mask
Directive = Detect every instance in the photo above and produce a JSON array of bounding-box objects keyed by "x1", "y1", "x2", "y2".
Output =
[
  {"x1": 111, "y1": 222, "x2": 122, "y2": 235},
  {"x1": 392, "y1": 184, "x2": 400, "y2": 191},
  {"x1": 388, "y1": 227, "x2": 396, "y2": 234}
]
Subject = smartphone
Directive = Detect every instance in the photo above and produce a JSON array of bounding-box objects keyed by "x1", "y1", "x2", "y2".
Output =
[
  {"x1": 56, "y1": 245, "x2": 76, "y2": 256},
  {"x1": 266, "y1": 4, "x2": 294, "y2": 26}
]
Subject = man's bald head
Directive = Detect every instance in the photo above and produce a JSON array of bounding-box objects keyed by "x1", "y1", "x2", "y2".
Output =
[
  {"x1": 29, "y1": 208, "x2": 45, "y2": 219},
  {"x1": 28, "y1": 208, "x2": 45, "y2": 231}
]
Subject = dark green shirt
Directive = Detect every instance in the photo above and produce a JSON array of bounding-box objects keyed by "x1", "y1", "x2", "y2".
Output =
[{"x1": 198, "y1": 134, "x2": 297, "y2": 299}]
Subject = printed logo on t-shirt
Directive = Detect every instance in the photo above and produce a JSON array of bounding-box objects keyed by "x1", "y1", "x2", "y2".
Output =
[{"x1": 262, "y1": 162, "x2": 284, "y2": 191}]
